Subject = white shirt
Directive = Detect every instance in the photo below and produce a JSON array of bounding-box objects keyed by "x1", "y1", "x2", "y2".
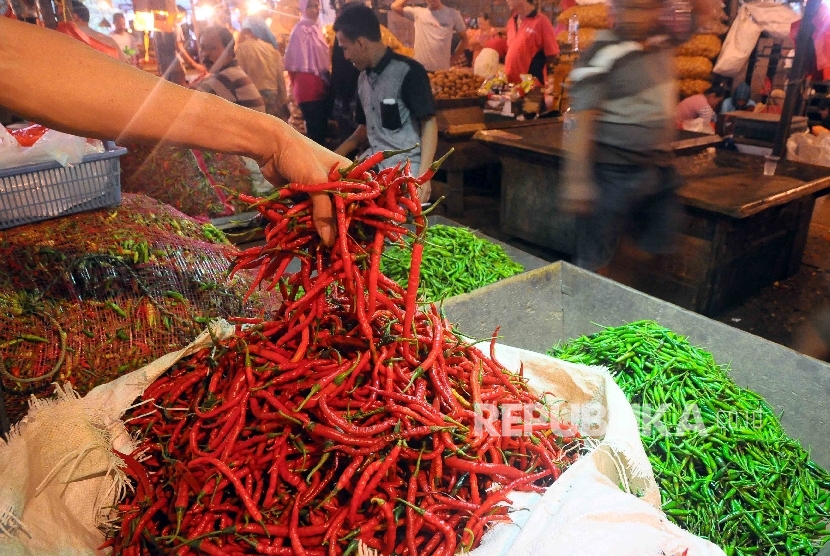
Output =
[
  {"x1": 402, "y1": 5, "x2": 466, "y2": 72},
  {"x1": 110, "y1": 31, "x2": 136, "y2": 54}
]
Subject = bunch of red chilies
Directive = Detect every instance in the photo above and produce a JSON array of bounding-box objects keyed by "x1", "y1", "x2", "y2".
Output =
[{"x1": 108, "y1": 150, "x2": 583, "y2": 556}]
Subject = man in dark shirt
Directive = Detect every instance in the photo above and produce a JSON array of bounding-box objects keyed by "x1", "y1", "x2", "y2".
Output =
[{"x1": 333, "y1": 4, "x2": 438, "y2": 203}]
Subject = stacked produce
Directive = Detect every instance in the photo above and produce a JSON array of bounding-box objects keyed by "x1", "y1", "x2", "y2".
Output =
[
  {"x1": 555, "y1": 3, "x2": 609, "y2": 50},
  {"x1": 120, "y1": 144, "x2": 256, "y2": 219},
  {"x1": 0, "y1": 194, "x2": 278, "y2": 423},
  {"x1": 380, "y1": 224, "x2": 523, "y2": 301},
  {"x1": 675, "y1": 34, "x2": 723, "y2": 99},
  {"x1": 549, "y1": 321, "x2": 830, "y2": 555},
  {"x1": 108, "y1": 154, "x2": 583, "y2": 555},
  {"x1": 429, "y1": 69, "x2": 485, "y2": 99}
]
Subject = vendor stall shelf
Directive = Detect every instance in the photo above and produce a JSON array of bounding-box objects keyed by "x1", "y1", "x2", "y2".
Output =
[
  {"x1": 475, "y1": 121, "x2": 830, "y2": 315},
  {"x1": 441, "y1": 261, "x2": 830, "y2": 471}
]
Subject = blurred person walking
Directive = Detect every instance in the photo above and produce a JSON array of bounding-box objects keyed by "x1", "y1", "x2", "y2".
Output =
[
  {"x1": 237, "y1": 27, "x2": 290, "y2": 119},
  {"x1": 561, "y1": 0, "x2": 712, "y2": 278}
]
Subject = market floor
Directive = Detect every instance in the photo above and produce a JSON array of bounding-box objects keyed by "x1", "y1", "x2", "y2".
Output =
[{"x1": 444, "y1": 190, "x2": 830, "y2": 354}]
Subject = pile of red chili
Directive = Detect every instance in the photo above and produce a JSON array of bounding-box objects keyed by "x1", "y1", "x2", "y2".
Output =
[{"x1": 108, "y1": 152, "x2": 583, "y2": 556}]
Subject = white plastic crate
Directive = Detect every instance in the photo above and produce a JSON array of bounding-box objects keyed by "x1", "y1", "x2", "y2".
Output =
[{"x1": 0, "y1": 142, "x2": 126, "y2": 230}]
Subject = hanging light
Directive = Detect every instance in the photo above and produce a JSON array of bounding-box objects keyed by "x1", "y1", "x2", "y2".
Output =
[
  {"x1": 132, "y1": 10, "x2": 156, "y2": 30},
  {"x1": 193, "y1": 3, "x2": 215, "y2": 20}
]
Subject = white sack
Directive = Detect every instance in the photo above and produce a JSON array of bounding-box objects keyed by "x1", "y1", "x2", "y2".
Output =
[
  {"x1": 0, "y1": 320, "x2": 235, "y2": 556},
  {"x1": 468, "y1": 344, "x2": 726, "y2": 556}
]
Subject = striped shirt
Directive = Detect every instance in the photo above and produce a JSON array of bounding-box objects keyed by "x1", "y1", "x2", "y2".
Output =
[
  {"x1": 196, "y1": 60, "x2": 266, "y2": 112},
  {"x1": 569, "y1": 31, "x2": 677, "y2": 165}
]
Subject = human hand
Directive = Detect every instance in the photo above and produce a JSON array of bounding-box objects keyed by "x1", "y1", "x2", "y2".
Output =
[
  {"x1": 193, "y1": 62, "x2": 208, "y2": 75},
  {"x1": 418, "y1": 180, "x2": 432, "y2": 205},
  {"x1": 258, "y1": 134, "x2": 350, "y2": 248},
  {"x1": 559, "y1": 174, "x2": 598, "y2": 216}
]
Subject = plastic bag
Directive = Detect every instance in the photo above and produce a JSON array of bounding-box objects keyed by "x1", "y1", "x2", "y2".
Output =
[
  {"x1": 0, "y1": 126, "x2": 89, "y2": 169},
  {"x1": 787, "y1": 131, "x2": 830, "y2": 166},
  {"x1": 675, "y1": 55, "x2": 714, "y2": 79},
  {"x1": 712, "y1": 6, "x2": 762, "y2": 77},
  {"x1": 681, "y1": 117, "x2": 716, "y2": 134}
]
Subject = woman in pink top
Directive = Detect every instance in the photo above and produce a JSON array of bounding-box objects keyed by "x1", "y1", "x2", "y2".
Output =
[
  {"x1": 285, "y1": 0, "x2": 332, "y2": 145},
  {"x1": 675, "y1": 86, "x2": 726, "y2": 129}
]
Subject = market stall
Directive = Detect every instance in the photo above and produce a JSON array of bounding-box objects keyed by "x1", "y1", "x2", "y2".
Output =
[{"x1": 474, "y1": 121, "x2": 830, "y2": 315}]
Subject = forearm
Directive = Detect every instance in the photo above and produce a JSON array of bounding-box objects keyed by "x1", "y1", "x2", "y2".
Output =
[
  {"x1": 335, "y1": 125, "x2": 367, "y2": 157},
  {"x1": 564, "y1": 110, "x2": 596, "y2": 179},
  {"x1": 176, "y1": 43, "x2": 202, "y2": 69},
  {"x1": 419, "y1": 116, "x2": 438, "y2": 171},
  {"x1": 0, "y1": 19, "x2": 290, "y2": 162}
]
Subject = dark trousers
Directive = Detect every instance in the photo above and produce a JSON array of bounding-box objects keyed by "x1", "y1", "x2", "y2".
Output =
[{"x1": 299, "y1": 99, "x2": 331, "y2": 146}]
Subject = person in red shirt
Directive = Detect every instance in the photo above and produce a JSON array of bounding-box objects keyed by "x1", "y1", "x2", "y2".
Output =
[{"x1": 504, "y1": 0, "x2": 559, "y2": 84}]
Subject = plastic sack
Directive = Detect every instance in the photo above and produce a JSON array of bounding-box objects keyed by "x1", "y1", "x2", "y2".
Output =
[
  {"x1": 681, "y1": 117, "x2": 716, "y2": 134},
  {"x1": 787, "y1": 131, "x2": 830, "y2": 167},
  {"x1": 712, "y1": 5, "x2": 762, "y2": 77},
  {"x1": 557, "y1": 3, "x2": 610, "y2": 28},
  {"x1": 744, "y1": 2, "x2": 800, "y2": 41},
  {"x1": 714, "y1": 3, "x2": 801, "y2": 77},
  {"x1": 0, "y1": 320, "x2": 235, "y2": 556},
  {"x1": 675, "y1": 55, "x2": 714, "y2": 79},
  {"x1": 676, "y1": 34, "x2": 723, "y2": 58},
  {"x1": 474, "y1": 48, "x2": 500, "y2": 77},
  {"x1": 679, "y1": 78, "x2": 711, "y2": 98},
  {"x1": 0, "y1": 126, "x2": 90, "y2": 169}
]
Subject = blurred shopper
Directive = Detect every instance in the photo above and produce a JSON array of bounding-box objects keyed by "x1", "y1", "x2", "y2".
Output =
[
  {"x1": 243, "y1": 13, "x2": 282, "y2": 50},
  {"x1": 110, "y1": 12, "x2": 138, "y2": 62},
  {"x1": 561, "y1": 0, "x2": 688, "y2": 275},
  {"x1": 333, "y1": 4, "x2": 437, "y2": 203},
  {"x1": 1, "y1": 17, "x2": 348, "y2": 245},
  {"x1": 154, "y1": 6, "x2": 206, "y2": 85},
  {"x1": 675, "y1": 85, "x2": 725, "y2": 128},
  {"x1": 504, "y1": 0, "x2": 559, "y2": 84},
  {"x1": 467, "y1": 14, "x2": 506, "y2": 64},
  {"x1": 285, "y1": 0, "x2": 332, "y2": 145},
  {"x1": 390, "y1": 0, "x2": 466, "y2": 72},
  {"x1": 71, "y1": 0, "x2": 127, "y2": 61},
  {"x1": 195, "y1": 26, "x2": 265, "y2": 112},
  {"x1": 237, "y1": 27, "x2": 290, "y2": 119},
  {"x1": 720, "y1": 82, "x2": 755, "y2": 113}
]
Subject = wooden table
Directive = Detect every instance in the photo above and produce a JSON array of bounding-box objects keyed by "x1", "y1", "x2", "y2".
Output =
[
  {"x1": 430, "y1": 100, "x2": 558, "y2": 216},
  {"x1": 475, "y1": 122, "x2": 830, "y2": 315}
]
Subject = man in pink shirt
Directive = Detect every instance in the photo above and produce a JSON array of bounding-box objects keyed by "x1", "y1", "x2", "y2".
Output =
[
  {"x1": 504, "y1": 0, "x2": 559, "y2": 84},
  {"x1": 675, "y1": 86, "x2": 726, "y2": 129}
]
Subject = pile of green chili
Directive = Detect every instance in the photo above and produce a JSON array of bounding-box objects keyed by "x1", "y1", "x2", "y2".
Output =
[
  {"x1": 380, "y1": 224, "x2": 524, "y2": 301},
  {"x1": 548, "y1": 320, "x2": 830, "y2": 555}
]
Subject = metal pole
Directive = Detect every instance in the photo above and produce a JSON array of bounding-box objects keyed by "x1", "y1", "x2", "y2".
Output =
[{"x1": 772, "y1": 0, "x2": 821, "y2": 158}]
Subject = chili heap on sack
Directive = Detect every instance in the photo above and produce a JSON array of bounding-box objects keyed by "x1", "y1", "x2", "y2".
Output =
[{"x1": 110, "y1": 151, "x2": 585, "y2": 556}]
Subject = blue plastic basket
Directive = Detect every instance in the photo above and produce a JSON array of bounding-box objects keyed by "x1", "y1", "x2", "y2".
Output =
[{"x1": 0, "y1": 141, "x2": 127, "y2": 230}]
